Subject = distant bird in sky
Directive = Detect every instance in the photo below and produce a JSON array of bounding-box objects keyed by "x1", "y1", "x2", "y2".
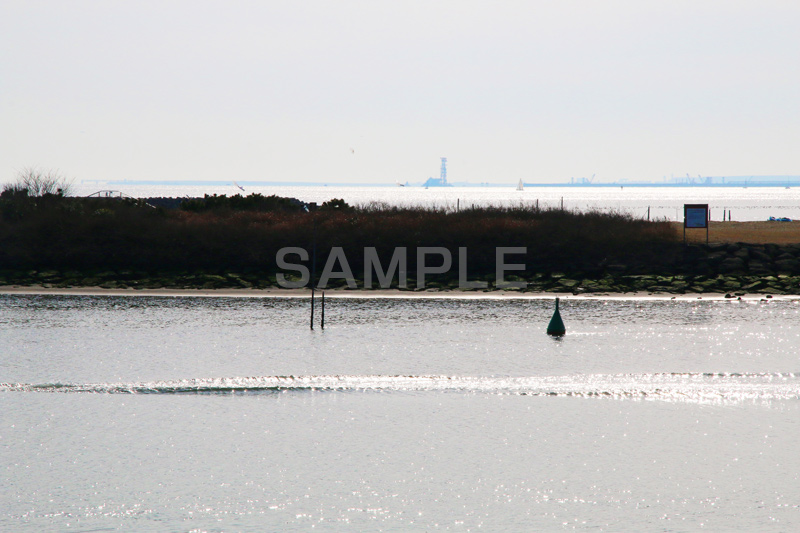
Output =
[{"x1": 350, "y1": 148, "x2": 355, "y2": 154}]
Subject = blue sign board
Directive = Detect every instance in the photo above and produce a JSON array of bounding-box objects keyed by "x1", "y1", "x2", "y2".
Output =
[{"x1": 684, "y1": 204, "x2": 709, "y2": 229}]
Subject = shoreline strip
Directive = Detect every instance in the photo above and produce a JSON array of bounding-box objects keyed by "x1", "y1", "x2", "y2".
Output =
[{"x1": 2, "y1": 286, "x2": 797, "y2": 301}]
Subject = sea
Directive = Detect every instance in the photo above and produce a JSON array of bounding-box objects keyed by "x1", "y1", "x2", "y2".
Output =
[
  {"x1": 70, "y1": 183, "x2": 800, "y2": 222},
  {"x1": 2, "y1": 294, "x2": 799, "y2": 531}
]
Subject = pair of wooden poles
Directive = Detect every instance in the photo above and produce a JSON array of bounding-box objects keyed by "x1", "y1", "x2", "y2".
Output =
[{"x1": 310, "y1": 289, "x2": 325, "y2": 330}]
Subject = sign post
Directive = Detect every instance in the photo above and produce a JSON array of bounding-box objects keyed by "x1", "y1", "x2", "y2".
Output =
[{"x1": 684, "y1": 204, "x2": 709, "y2": 244}]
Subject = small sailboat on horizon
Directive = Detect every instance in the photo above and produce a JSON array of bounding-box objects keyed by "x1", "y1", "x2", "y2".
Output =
[{"x1": 516, "y1": 179, "x2": 524, "y2": 191}]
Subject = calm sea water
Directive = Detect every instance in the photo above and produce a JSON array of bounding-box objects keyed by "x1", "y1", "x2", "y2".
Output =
[
  {"x1": 72, "y1": 184, "x2": 800, "y2": 222},
  {"x1": 2, "y1": 294, "x2": 799, "y2": 531}
]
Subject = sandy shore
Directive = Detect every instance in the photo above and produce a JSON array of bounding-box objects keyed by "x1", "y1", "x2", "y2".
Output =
[
  {"x1": 672, "y1": 220, "x2": 800, "y2": 244},
  {"x1": 2, "y1": 285, "x2": 796, "y2": 301}
]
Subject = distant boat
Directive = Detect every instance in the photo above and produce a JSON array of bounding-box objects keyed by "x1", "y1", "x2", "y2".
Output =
[
  {"x1": 396, "y1": 182, "x2": 405, "y2": 187},
  {"x1": 233, "y1": 181, "x2": 245, "y2": 192},
  {"x1": 516, "y1": 179, "x2": 524, "y2": 191}
]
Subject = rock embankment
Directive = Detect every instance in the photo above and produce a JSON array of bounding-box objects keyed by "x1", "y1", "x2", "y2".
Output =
[
  {"x1": 692, "y1": 242, "x2": 800, "y2": 277},
  {"x1": 2, "y1": 242, "x2": 800, "y2": 295},
  {"x1": 547, "y1": 242, "x2": 800, "y2": 295}
]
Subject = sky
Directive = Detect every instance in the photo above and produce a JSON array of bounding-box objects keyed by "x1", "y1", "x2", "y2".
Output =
[{"x1": 2, "y1": 1, "x2": 799, "y2": 185}]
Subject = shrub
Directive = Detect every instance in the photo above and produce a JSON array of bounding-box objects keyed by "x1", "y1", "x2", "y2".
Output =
[
  {"x1": 2, "y1": 167, "x2": 73, "y2": 197},
  {"x1": 0, "y1": 194, "x2": 680, "y2": 277},
  {"x1": 180, "y1": 193, "x2": 305, "y2": 213},
  {"x1": 320, "y1": 198, "x2": 353, "y2": 211}
]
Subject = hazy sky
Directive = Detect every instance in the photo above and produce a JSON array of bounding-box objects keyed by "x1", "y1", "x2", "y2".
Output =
[{"x1": 2, "y1": 1, "x2": 799, "y2": 184}]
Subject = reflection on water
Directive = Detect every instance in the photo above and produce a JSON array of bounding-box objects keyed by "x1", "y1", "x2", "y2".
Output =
[
  {"x1": 3, "y1": 294, "x2": 799, "y2": 383},
  {"x1": 4, "y1": 372, "x2": 800, "y2": 406},
  {"x1": 2, "y1": 294, "x2": 799, "y2": 531}
]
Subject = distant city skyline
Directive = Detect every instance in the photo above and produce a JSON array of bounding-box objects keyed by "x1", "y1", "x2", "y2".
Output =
[
  {"x1": 79, "y1": 174, "x2": 800, "y2": 189},
  {"x1": 2, "y1": 1, "x2": 799, "y2": 185}
]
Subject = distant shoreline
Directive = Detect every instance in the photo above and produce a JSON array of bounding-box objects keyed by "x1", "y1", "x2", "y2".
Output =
[
  {"x1": 78, "y1": 180, "x2": 800, "y2": 188},
  {"x1": 1, "y1": 286, "x2": 796, "y2": 301}
]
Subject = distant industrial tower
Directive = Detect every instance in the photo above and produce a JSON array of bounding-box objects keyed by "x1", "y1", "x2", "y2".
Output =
[{"x1": 422, "y1": 156, "x2": 452, "y2": 187}]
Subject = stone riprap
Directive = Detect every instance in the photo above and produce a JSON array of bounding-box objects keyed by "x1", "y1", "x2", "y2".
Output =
[{"x1": 2, "y1": 242, "x2": 800, "y2": 295}]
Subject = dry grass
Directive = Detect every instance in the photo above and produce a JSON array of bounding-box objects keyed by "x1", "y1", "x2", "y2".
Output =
[{"x1": 674, "y1": 221, "x2": 800, "y2": 244}]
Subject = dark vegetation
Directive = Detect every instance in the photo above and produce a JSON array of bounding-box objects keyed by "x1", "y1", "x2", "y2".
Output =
[
  {"x1": 1, "y1": 186, "x2": 673, "y2": 276},
  {"x1": 23, "y1": 170, "x2": 800, "y2": 292},
  {"x1": 180, "y1": 193, "x2": 307, "y2": 213},
  {"x1": 3, "y1": 175, "x2": 800, "y2": 293}
]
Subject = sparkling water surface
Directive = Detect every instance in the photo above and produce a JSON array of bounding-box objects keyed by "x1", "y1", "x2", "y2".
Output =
[{"x1": 2, "y1": 294, "x2": 800, "y2": 531}]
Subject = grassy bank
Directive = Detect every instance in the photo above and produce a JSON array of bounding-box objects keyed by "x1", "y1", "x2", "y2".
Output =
[
  {"x1": 0, "y1": 192, "x2": 679, "y2": 285},
  {"x1": 3, "y1": 192, "x2": 800, "y2": 294}
]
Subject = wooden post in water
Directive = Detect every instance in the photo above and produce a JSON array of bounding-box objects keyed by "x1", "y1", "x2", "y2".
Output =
[
  {"x1": 310, "y1": 215, "x2": 317, "y2": 330},
  {"x1": 310, "y1": 288, "x2": 315, "y2": 330},
  {"x1": 321, "y1": 291, "x2": 325, "y2": 329},
  {"x1": 647, "y1": 206, "x2": 650, "y2": 221}
]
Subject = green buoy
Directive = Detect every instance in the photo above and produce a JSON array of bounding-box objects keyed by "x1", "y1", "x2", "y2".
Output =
[{"x1": 547, "y1": 297, "x2": 566, "y2": 336}]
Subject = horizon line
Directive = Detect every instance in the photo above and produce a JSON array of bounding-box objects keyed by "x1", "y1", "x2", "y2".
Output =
[{"x1": 76, "y1": 176, "x2": 800, "y2": 188}]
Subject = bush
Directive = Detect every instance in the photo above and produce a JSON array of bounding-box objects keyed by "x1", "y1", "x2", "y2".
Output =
[
  {"x1": 2, "y1": 168, "x2": 73, "y2": 197},
  {"x1": 180, "y1": 193, "x2": 305, "y2": 213},
  {"x1": 1, "y1": 169, "x2": 75, "y2": 221},
  {"x1": 320, "y1": 198, "x2": 353, "y2": 211},
  {"x1": 0, "y1": 195, "x2": 680, "y2": 277}
]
